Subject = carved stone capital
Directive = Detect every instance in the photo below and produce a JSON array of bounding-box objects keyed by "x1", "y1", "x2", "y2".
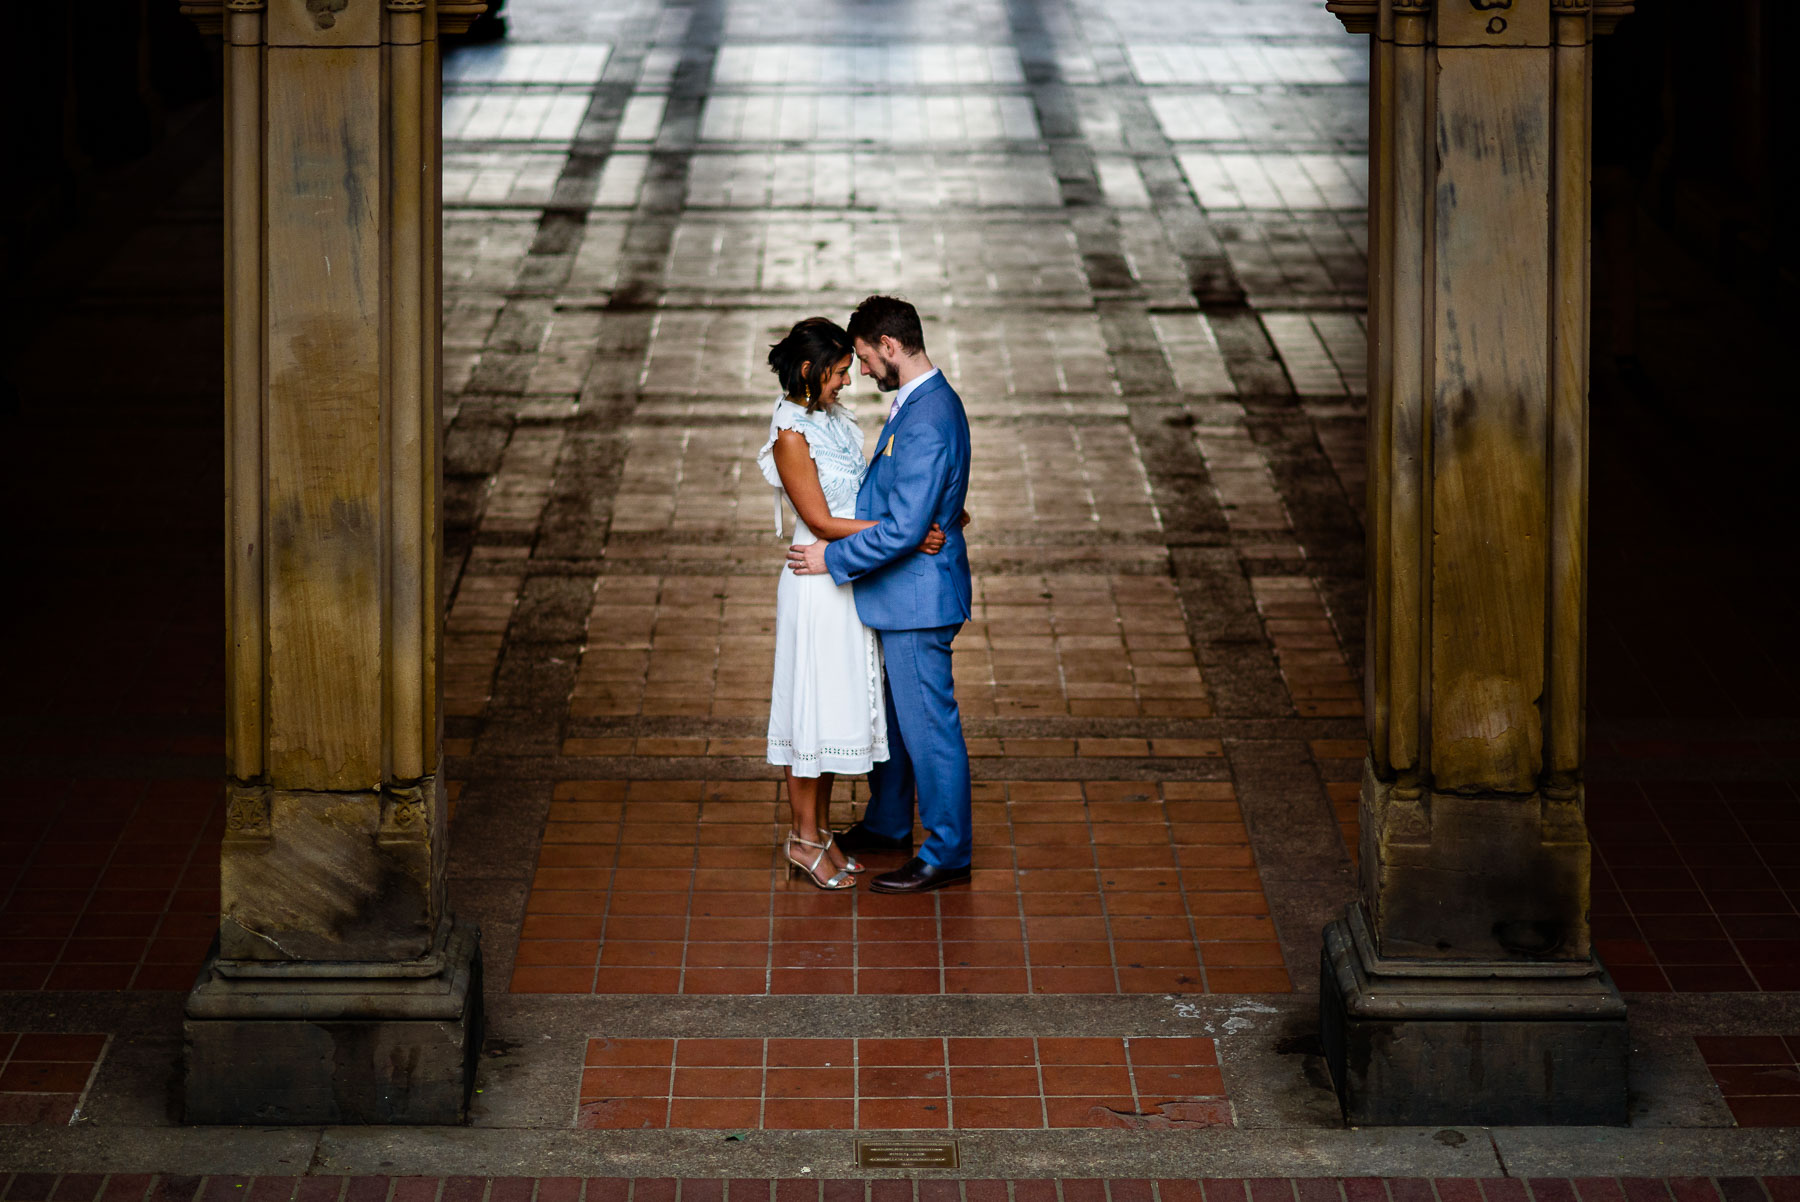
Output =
[
  {"x1": 223, "y1": 782, "x2": 272, "y2": 841},
  {"x1": 183, "y1": 0, "x2": 489, "y2": 36},
  {"x1": 1326, "y1": 0, "x2": 1380, "y2": 34},
  {"x1": 1591, "y1": 0, "x2": 1634, "y2": 33},
  {"x1": 1328, "y1": 0, "x2": 1628, "y2": 37},
  {"x1": 436, "y1": 1, "x2": 488, "y2": 34},
  {"x1": 379, "y1": 782, "x2": 431, "y2": 845}
]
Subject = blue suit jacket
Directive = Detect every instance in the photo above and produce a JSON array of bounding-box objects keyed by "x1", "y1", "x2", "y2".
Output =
[{"x1": 824, "y1": 372, "x2": 973, "y2": 631}]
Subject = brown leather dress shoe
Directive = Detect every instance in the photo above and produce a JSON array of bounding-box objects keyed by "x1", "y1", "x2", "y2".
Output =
[{"x1": 869, "y1": 856, "x2": 971, "y2": 894}]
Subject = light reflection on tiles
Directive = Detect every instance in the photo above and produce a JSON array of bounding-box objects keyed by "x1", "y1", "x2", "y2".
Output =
[
  {"x1": 699, "y1": 93, "x2": 1041, "y2": 144},
  {"x1": 442, "y1": 43, "x2": 612, "y2": 86},
  {"x1": 443, "y1": 150, "x2": 567, "y2": 206},
  {"x1": 617, "y1": 95, "x2": 669, "y2": 142},
  {"x1": 633, "y1": 309, "x2": 1116, "y2": 399},
  {"x1": 442, "y1": 88, "x2": 591, "y2": 143},
  {"x1": 1125, "y1": 43, "x2": 1366, "y2": 87},
  {"x1": 1175, "y1": 152, "x2": 1367, "y2": 210},
  {"x1": 1148, "y1": 92, "x2": 1367, "y2": 148},
  {"x1": 713, "y1": 44, "x2": 1026, "y2": 87},
  {"x1": 1094, "y1": 158, "x2": 1152, "y2": 209},
  {"x1": 719, "y1": 3, "x2": 1011, "y2": 42},
  {"x1": 1100, "y1": 1, "x2": 1346, "y2": 39},
  {"x1": 695, "y1": 153, "x2": 1062, "y2": 209},
  {"x1": 1259, "y1": 313, "x2": 1368, "y2": 398}
]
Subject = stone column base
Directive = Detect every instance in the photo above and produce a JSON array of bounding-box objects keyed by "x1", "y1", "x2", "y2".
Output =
[
  {"x1": 1320, "y1": 908, "x2": 1627, "y2": 1126},
  {"x1": 184, "y1": 918, "x2": 482, "y2": 1124}
]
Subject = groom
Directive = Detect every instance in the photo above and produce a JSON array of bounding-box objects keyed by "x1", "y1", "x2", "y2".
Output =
[{"x1": 785, "y1": 295, "x2": 974, "y2": 893}]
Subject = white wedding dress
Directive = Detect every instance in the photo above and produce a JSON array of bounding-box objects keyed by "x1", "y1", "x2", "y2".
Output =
[{"x1": 756, "y1": 397, "x2": 889, "y2": 777}]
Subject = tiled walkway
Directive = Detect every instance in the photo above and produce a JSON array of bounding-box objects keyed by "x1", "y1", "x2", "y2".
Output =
[
  {"x1": 516, "y1": 775, "x2": 1283, "y2": 996},
  {"x1": 0, "y1": 1034, "x2": 106, "y2": 1126},
  {"x1": 576, "y1": 1037, "x2": 1228, "y2": 1130}
]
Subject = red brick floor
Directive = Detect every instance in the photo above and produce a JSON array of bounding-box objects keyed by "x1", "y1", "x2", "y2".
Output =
[
  {"x1": 0, "y1": 1032, "x2": 106, "y2": 1125},
  {"x1": 1588, "y1": 780, "x2": 1800, "y2": 993},
  {"x1": 1695, "y1": 1036, "x2": 1800, "y2": 1127},
  {"x1": 1249, "y1": 579, "x2": 1361, "y2": 720},
  {"x1": 511, "y1": 778, "x2": 1289, "y2": 996},
  {"x1": 1309, "y1": 744, "x2": 1800, "y2": 993},
  {"x1": 576, "y1": 1037, "x2": 1228, "y2": 1131},
  {"x1": 0, "y1": 778, "x2": 221, "y2": 992},
  {"x1": 1, "y1": 1177, "x2": 1796, "y2": 1202}
]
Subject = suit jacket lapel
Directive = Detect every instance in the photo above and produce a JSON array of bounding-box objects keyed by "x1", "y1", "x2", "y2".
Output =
[{"x1": 878, "y1": 373, "x2": 945, "y2": 443}]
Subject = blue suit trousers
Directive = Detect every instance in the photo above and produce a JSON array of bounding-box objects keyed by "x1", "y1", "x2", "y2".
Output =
[{"x1": 864, "y1": 624, "x2": 972, "y2": 869}]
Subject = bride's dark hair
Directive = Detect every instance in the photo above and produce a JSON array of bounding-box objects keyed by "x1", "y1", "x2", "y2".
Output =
[{"x1": 768, "y1": 317, "x2": 853, "y2": 412}]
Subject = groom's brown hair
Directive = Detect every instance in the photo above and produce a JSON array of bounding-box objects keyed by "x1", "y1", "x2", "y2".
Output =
[{"x1": 846, "y1": 295, "x2": 925, "y2": 355}]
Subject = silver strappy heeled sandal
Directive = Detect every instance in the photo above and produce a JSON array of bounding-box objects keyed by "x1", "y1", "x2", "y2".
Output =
[
  {"x1": 786, "y1": 830, "x2": 856, "y2": 890},
  {"x1": 814, "y1": 829, "x2": 864, "y2": 875}
]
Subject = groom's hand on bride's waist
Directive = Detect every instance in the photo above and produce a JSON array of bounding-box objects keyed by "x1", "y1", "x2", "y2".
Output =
[{"x1": 786, "y1": 541, "x2": 829, "y2": 576}]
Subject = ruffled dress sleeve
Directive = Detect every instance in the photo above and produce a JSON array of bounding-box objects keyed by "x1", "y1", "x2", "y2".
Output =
[{"x1": 754, "y1": 399, "x2": 817, "y2": 535}]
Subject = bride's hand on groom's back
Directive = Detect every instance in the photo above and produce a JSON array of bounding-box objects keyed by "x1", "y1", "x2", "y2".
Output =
[{"x1": 918, "y1": 510, "x2": 972, "y2": 554}]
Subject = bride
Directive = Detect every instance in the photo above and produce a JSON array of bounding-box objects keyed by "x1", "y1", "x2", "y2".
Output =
[{"x1": 756, "y1": 317, "x2": 949, "y2": 890}]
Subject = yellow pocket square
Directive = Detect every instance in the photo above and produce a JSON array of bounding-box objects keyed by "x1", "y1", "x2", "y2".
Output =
[{"x1": 882, "y1": 434, "x2": 895, "y2": 457}]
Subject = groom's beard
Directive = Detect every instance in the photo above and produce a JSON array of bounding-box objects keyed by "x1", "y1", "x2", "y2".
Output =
[{"x1": 873, "y1": 356, "x2": 901, "y2": 391}]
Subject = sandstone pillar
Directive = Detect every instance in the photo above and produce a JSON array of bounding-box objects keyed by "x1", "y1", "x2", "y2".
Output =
[
  {"x1": 1318, "y1": 0, "x2": 1631, "y2": 1125},
  {"x1": 179, "y1": 0, "x2": 485, "y2": 1125}
]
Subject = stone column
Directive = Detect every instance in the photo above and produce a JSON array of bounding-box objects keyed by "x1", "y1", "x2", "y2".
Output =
[
  {"x1": 179, "y1": 0, "x2": 485, "y2": 1125},
  {"x1": 1318, "y1": 0, "x2": 1632, "y2": 1126}
]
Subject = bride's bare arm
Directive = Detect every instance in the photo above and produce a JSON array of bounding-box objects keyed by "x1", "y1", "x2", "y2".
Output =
[
  {"x1": 772, "y1": 431, "x2": 873, "y2": 540},
  {"x1": 771, "y1": 431, "x2": 948, "y2": 552}
]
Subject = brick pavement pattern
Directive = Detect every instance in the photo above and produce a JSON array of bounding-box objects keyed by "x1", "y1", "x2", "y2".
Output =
[
  {"x1": 0, "y1": 1034, "x2": 106, "y2": 1126},
  {"x1": 462, "y1": 0, "x2": 1389, "y2": 998},
  {"x1": 576, "y1": 1036, "x2": 1229, "y2": 1129}
]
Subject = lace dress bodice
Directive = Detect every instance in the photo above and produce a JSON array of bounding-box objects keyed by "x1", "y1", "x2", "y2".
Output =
[{"x1": 755, "y1": 397, "x2": 870, "y2": 534}]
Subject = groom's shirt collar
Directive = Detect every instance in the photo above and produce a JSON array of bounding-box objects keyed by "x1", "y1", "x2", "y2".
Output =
[{"x1": 887, "y1": 366, "x2": 941, "y2": 421}]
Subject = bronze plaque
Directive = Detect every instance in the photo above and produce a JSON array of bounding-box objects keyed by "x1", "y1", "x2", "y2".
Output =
[{"x1": 855, "y1": 1141, "x2": 960, "y2": 1169}]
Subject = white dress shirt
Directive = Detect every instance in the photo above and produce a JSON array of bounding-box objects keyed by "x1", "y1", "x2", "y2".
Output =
[{"x1": 886, "y1": 366, "x2": 941, "y2": 422}]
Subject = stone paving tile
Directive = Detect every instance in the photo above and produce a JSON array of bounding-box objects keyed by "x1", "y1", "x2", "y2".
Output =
[
  {"x1": 712, "y1": 45, "x2": 1028, "y2": 88},
  {"x1": 563, "y1": 575, "x2": 1205, "y2": 723},
  {"x1": 603, "y1": 420, "x2": 1162, "y2": 539},
  {"x1": 444, "y1": 44, "x2": 613, "y2": 86},
  {"x1": 0, "y1": 1033, "x2": 107, "y2": 1125},
  {"x1": 631, "y1": 310, "x2": 1114, "y2": 399},
  {"x1": 1247, "y1": 579, "x2": 1360, "y2": 719},
  {"x1": 0, "y1": 780, "x2": 219, "y2": 993},
  {"x1": 1174, "y1": 153, "x2": 1367, "y2": 212},
  {"x1": 510, "y1": 776, "x2": 1284, "y2": 996},
  {"x1": 576, "y1": 1036, "x2": 1228, "y2": 1130},
  {"x1": 444, "y1": 151, "x2": 572, "y2": 207},
  {"x1": 673, "y1": 153, "x2": 1066, "y2": 210},
  {"x1": 1123, "y1": 44, "x2": 1367, "y2": 87},
  {"x1": 1695, "y1": 1036, "x2": 1800, "y2": 1127},
  {"x1": 1148, "y1": 93, "x2": 1366, "y2": 148},
  {"x1": 716, "y1": 1, "x2": 1012, "y2": 42},
  {"x1": 443, "y1": 88, "x2": 595, "y2": 143},
  {"x1": 614, "y1": 218, "x2": 1094, "y2": 300},
  {"x1": 1587, "y1": 781, "x2": 1800, "y2": 994},
  {"x1": 698, "y1": 93, "x2": 1041, "y2": 145}
]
